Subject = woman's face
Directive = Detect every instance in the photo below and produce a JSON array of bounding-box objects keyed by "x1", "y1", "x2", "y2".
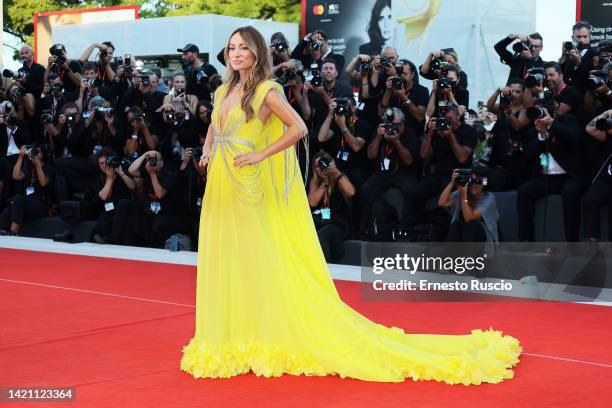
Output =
[
  {"x1": 444, "y1": 54, "x2": 457, "y2": 64},
  {"x1": 379, "y1": 6, "x2": 393, "y2": 42},
  {"x1": 173, "y1": 75, "x2": 186, "y2": 91},
  {"x1": 198, "y1": 105, "x2": 210, "y2": 123},
  {"x1": 228, "y1": 32, "x2": 256, "y2": 73}
]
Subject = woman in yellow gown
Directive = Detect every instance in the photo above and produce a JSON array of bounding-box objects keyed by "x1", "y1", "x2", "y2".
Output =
[{"x1": 180, "y1": 26, "x2": 522, "y2": 385}]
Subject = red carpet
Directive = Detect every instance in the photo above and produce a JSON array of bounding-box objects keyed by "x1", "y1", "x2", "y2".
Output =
[{"x1": 1, "y1": 247, "x2": 611, "y2": 407}]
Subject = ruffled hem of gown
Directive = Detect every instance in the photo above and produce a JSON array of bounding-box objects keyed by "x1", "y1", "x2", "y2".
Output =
[{"x1": 180, "y1": 327, "x2": 522, "y2": 385}]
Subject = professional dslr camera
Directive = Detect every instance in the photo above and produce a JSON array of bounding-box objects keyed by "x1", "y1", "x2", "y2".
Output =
[
  {"x1": 524, "y1": 67, "x2": 545, "y2": 88},
  {"x1": 271, "y1": 41, "x2": 289, "y2": 54},
  {"x1": 40, "y1": 110, "x2": 53, "y2": 125},
  {"x1": 87, "y1": 77, "x2": 102, "y2": 88},
  {"x1": 106, "y1": 155, "x2": 132, "y2": 172},
  {"x1": 10, "y1": 87, "x2": 26, "y2": 98},
  {"x1": 23, "y1": 144, "x2": 40, "y2": 157},
  {"x1": 382, "y1": 109, "x2": 399, "y2": 135},
  {"x1": 360, "y1": 57, "x2": 373, "y2": 73},
  {"x1": 455, "y1": 168, "x2": 488, "y2": 186},
  {"x1": 146, "y1": 155, "x2": 158, "y2": 167},
  {"x1": 49, "y1": 44, "x2": 67, "y2": 72},
  {"x1": 595, "y1": 117, "x2": 612, "y2": 131},
  {"x1": 512, "y1": 41, "x2": 532, "y2": 54},
  {"x1": 392, "y1": 76, "x2": 407, "y2": 90},
  {"x1": 499, "y1": 90, "x2": 513, "y2": 107},
  {"x1": 132, "y1": 111, "x2": 145, "y2": 122},
  {"x1": 333, "y1": 97, "x2": 351, "y2": 117},
  {"x1": 317, "y1": 155, "x2": 334, "y2": 171},
  {"x1": 431, "y1": 57, "x2": 448, "y2": 73},
  {"x1": 190, "y1": 147, "x2": 204, "y2": 161},
  {"x1": 2, "y1": 67, "x2": 29, "y2": 80},
  {"x1": 0, "y1": 114, "x2": 17, "y2": 126},
  {"x1": 435, "y1": 117, "x2": 451, "y2": 131},
  {"x1": 309, "y1": 63, "x2": 322, "y2": 88},
  {"x1": 379, "y1": 56, "x2": 393, "y2": 70},
  {"x1": 310, "y1": 39, "x2": 323, "y2": 52},
  {"x1": 586, "y1": 70, "x2": 612, "y2": 91},
  {"x1": 437, "y1": 77, "x2": 452, "y2": 93},
  {"x1": 526, "y1": 89, "x2": 554, "y2": 120},
  {"x1": 163, "y1": 110, "x2": 186, "y2": 123}
]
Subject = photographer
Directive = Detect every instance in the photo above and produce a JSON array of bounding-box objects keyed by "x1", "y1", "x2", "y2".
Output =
[
  {"x1": 584, "y1": 45, "x2": 612, "y2": 115},
  {"x1": 79, "y1": 42, "x2": 116, "y2": 85},
  {"x1": 439, "y1": 167, "x2": 499, "y2": 243},
  {"x1": 3, "y1": 83, "x2": 36, "y2": 133},
  {"x1": 177, "y1": 43, "x2": 218, "y2": 102},
  {"x1": 308, "y1": 150, "x2": 355, "y2": 262},
  {"x1": 559, "y1": 21, "x2": 598, "y2": 90},
  {"x1": 494, "y1": 33, "x2": 544, "y2": 83},
  {"x1": 583, "y1": 110, "x2": 612, "y2": 241},
  {"x1": 177, "y1": 146, "x2": 208, "y2": 245},
  {"x1": 420, "y1": 48, "x2": 468, "y2": 89},
  {"x1": 75, "y1": 62, "x2": 101, "y2": 113},
  {"x1": 43, "y1": 102, "x2": 88, "y2": 159},
  {"x1": 0, "y1": 102, "x2": 31, "y2": 204},
  {"x1": 162, "y1": 72, "x2": 198, "y2": 116},
  {"x1": 191, "y1": 101, "x2": 213, "y2": 145},
  {"x1": 128, "y1": 150, "x2": 191, "y2": 248},
  {"x1": 270, "y1": 34, "x2": 293, "y2": 71},
  {"x1": 16, "y1": 45, "x2": 45, "y2": 99},
  {"x1": 318, "y1": 97, "x2": 370, "y2": 189},
  {"x1": 402, "y1": 102, "x2": 476, "y2": 229},
  {"x1": 44, "y1": 44, "x2": 82, "y2": 94},
  {"x1": 359, "y1": 108, "x2": 421, "y2": 237},
  {"x1": 38, "y1": 78, "x2": 67, "y2": 123},
  {"x1": 275, "y1": 59, "x2": 307, "y2": 117},
  {"x1": 291, "y1": 30, "x2": 345, "y2": 73},
  {"x1": 90, "y1": 148, "x2": 136, "y2": 245},
  {"x1": 517, "y1": 101, "x2": 584, "y2": 242},
  {"x1": 121, "y1": 73, "x2": 165, "y2": 121},
  {"x1": 379, "y1": 59, "x2": 428, "y2": 135},
  {"x1": 0, "y1": 145, "x2": 51, "y2": 236},
  {"x1": 426, "y1": 65, "x2": 469, "y2": 117},
  {"x1": 484, "y1": 78, "x2": 531, "y2": 188},
  {"x1": 302, "y1": 59, "x2": 353, "y2": 143},
  {"x1": 158, "y1": 101, "x2": 197, "y2": 171},
  {"x1": 119, "y1": 106, "x2": 158, "y2": 157}
]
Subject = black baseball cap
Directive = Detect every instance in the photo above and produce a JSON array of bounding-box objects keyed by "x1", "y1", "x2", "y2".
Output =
[{"x1": 177, "y1": 43, "x2": 199, "y2": 53}]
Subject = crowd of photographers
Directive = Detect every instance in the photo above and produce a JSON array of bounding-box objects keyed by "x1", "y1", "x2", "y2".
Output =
[{"x1": 1, "y1": 21, "x2": 611, "y2": 260}]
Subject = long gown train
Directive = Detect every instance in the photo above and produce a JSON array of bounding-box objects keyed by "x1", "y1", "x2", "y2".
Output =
[{"x1": 180, "y1": 80, "x2": 521, "y2": 385}]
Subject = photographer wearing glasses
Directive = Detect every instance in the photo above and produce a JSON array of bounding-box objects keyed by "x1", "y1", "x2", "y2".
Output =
[
  {"x1": 0, "y1": 145, "x2": 51, "y2": 236},
  {"x1": 560, "y1": 21, "x2": 599, "y2": 91},
  {"x1": 308, "y1": 150, "x2": 355, "y2": 262},
  {"x1": 439, "y1": 167, "x2": 498, "y2": 243},
  {"x1": 494, "y1": 33, "x2": 544, "y2": 84}
]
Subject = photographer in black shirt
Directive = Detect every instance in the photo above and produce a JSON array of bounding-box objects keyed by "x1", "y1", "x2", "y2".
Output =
[
  {"x1": 426, "y1": 65, "x2": 469, "y2": 117},
  {"x1": 177, "y1": 43, "x2": 218, "y2": 102},
  {"x1": 420, "y1": 48, "x2": 468, "y2": 89},
  {"x1": 402, "y1": 102, "x2": 477, "y2": 229},
  {"x1": 308, "y1": 150, "x2": 355, "y2": 262},
  {"x1": 291, "y1": 30, "x2": 345, "y2": 74},
  {"x1": 559, "y1": 21, "x2": 598, "y2": 91},
  {"x1": 359, "y1": 108, "x2": 421, "y2": 237},
  {"x1": 494, "y1": 33, "x2": 544, "y2": 83},
  {"x1": 0, "y1": 145, "x2": 51, "y2": 235}
]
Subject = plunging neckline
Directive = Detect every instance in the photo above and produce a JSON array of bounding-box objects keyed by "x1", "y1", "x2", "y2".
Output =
[{"x1": 217, "y1": 86, "x2": 243, "y2": 133}]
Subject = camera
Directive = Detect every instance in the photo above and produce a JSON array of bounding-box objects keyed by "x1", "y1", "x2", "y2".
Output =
[
  {"x1": 146, "y1": 155, "x2": 158, "y2": 167},
  {"x1": 318, "y1": 156, "x2": 333, "y2": 171},
  {"x1": 431, "y1": 57, "x2": 448, "y2": 72},
  {"x1": 23, "y1": 144, "x2": 40, "y2": 157},
  {"x1": 526, "y1": 89, "x2": 554, "y2": 120},
  {"x1": 132, "y1": 111, "x2": 144, "y2": 122},
  {"x1": 383, "y1": 122, "x2": 399, "y2": 135},
  {"x1": 140, "y1": 75, "x2": 151, "y2": 86},
  {"x1": 333, "y1": 97, "x2": 351, "y2": 117},
  {"x1": 10, "y1": 87, "x2": 26, "y2": 98},
  {"x1": 524, "y1": 67, "x2": 545, "y2": 88},
  {"x1": 512, "y1": 41, "x2": 531, "y2": 53},
  {"x1": 40, "y1": 110, "x2": 53, "y2": 125},
  {"x1": 66, "y1": 113, "x2": 76, "y2": 124},
  {"x1": 435, "y1": 117, "x2": 451, "y2": 131},
  {"x1": 87, "y1": 77, "x2": 102, "y2": 88},
  {"x1": 310, "y1": 64, "x2": 322, "y2": 87},
  {"x1": 360, "y1": 62, "x2": 372, "y2": 72},
  {"x1": 1, "y1": 114, "x2": 18, "y2": 126},
  {"x1": 499, "y1": 92, "x2": 513, "y2": 106},
  {"x1": 586, "y1": 70, "x2": 610, "y2": 90},
  {"x1": 51, "y1": 83, "x2": 63, "y2": 95},
  {"x1": 437, "y1": 77, "x2": 452, "y2": 91},
  {"x1": 392, "y1": 76, "x2": 407, "y2": 90},
  {"x1": 310, "y1": 39, "x2": 323, "y2": 51},
  {"x1": 563, "y1": 41, "x2": 577, "y2": 52},
  {"x1": 271, "y1": 41, "x2": 289, "y2": 53},
  {"x1": 526, "y1": 106, "x2": 549, "y2": 120},
  {"x1": 191, "y1": 147, "x2": 204, "y2": 161},
  {"x1": 106, "y1": 156, "x2": 122, "y2": 168},
  {"x1": 96, "y1": 107, "x2": 114, "y2": 116},
  {"x1": 455, "y1": 168, "x2": 488, "y2": 186},
  {"x1": 380, "y1": 56, "x2": 392, "y2": 68},
  {"x1": 3, "y1": 68, "x2": 28, "y2": 80},
  {"x1": 595, "y1": 117, "x2": 612, "y2": 131},
  {"x1": 49, "y1": 44, "x2": 67, "y2": 72},
  {"x1": 163, "y1": 111, "x2": 175, "y2": 122}
]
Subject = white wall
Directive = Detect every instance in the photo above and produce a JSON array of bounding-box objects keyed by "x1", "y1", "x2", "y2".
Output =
[{"x1": 535, "y1": 0, "x2": 576, "y2": 62}]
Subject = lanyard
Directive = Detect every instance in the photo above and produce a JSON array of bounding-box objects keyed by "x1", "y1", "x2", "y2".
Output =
[
  {"x1": 97, "y1": 65, "x2": 106, "y2": 81},
  {"x1": 8, "y1": 127, "x2": 17, "y2": 144},
  {"x1": 30, "y1": 167, "x2": 36, "y2": 185},
  {"x1": 322, "y1": 185, "x2": 332, "y2": 208},
  {"x1": 384, "y1": 141, "x2": 394, "y2": 157},
  {"x1": 555, "y1": 83, "x2": 567, "y2": 97}
]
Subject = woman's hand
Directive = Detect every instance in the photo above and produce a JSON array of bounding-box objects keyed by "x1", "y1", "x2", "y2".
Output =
[
  {"x1": 233, "y1": 151, "x2": 266, "y2": 168},
  {"x1": 451, "y1": 169, "x2": 459, "y2": 184},
  {"x1": 198, "y1": 146, "x2": 211, "y2": 168}
]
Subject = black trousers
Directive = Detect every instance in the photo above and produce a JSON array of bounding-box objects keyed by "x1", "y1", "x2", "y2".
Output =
[
  {"x1": 0, "y1": 194, "x2": 47, "y2": 230},
  {"x1": 145, "y1": 215, "x2": 194, "y2": 248},
  {"x1": 401, "y1": 174, "x2": 449, "y2": 227},
  {"x1": 91, "y1": 199, "x2": 137, "y2": 245},
  {"x1": 583, "y1": 178, "x2": 612, "y2": 240},
  {"x1": 358, "y1": 170, "x2": 418, "y2": 234},
  {"x1": 0, "y1": 155, "x2": 20, "y2": 205},
  {"x1": 317, "y1": 223, "x2": 348, "y2": 263},
  {"x1": 54, "y1": 156, "x2": 98, "y2": 200},
  {"x1": 446, "y1": 220, "x2": 487, "y2": 242},
  {"x1": 517, "y1": 174, "x2": 584, "y2": 242}
]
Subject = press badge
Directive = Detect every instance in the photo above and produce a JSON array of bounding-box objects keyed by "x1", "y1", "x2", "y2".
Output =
[
  {"x1": 357, "y1": 102, "x2": 365, "y2": 111},
  {"x1": 539, "y1": 153, "x2": 549, "y2": 168},
  {"x1": 104, "y1": 202, "x2": 115, "y2": 212},
  {"x1": 321, "y1": 208, "x2": 331, "y2": 220},
  {"x1": 93, "y1": 145, "x2": 103, "y2": 155},
  {"x1": 26, "y1": 186, "x2": 35, "y2": 196},
  {"x1": 383, "y1": 158, "x2": 391, "y2": 170},
  {"x1": 196, "y1": 197, "x2": 202, "y2": 207},
  {"x1": 150, "y1": 201, "x2": 161, "y2": 214},
  {"x1": 337, "y1": 150, "x2": 349, "y2": 161}
]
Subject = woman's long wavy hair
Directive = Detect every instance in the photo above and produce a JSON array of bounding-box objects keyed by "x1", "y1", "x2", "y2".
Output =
[{"x1": 222, "y1": 26, "x2": 271, "y2": 122}]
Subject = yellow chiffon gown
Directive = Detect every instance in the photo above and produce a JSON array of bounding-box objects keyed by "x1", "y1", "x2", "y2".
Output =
[{"x1": 180, "y1": 80, "x2": 522, "y2": 385}]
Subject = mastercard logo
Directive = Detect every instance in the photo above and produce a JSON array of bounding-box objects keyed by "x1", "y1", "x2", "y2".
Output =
[{"x1": 312, "y1": 5, "x2": 325, "y2": 15}]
